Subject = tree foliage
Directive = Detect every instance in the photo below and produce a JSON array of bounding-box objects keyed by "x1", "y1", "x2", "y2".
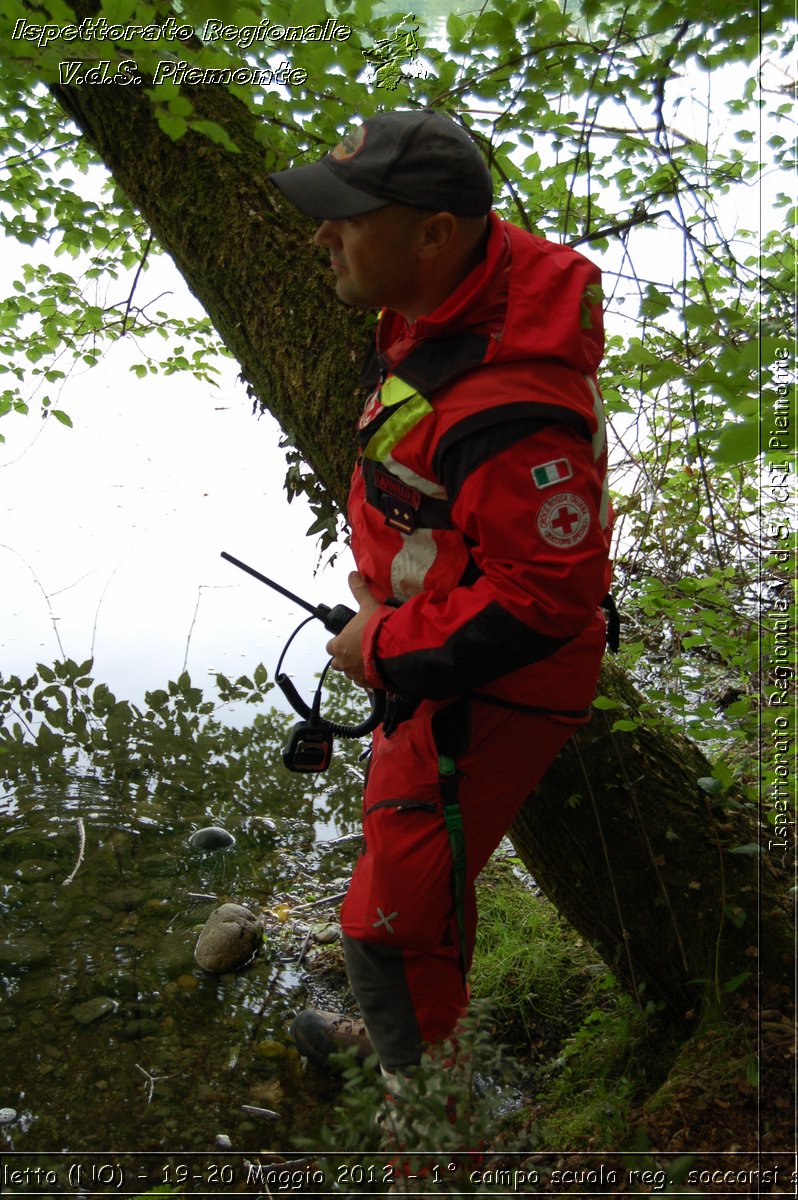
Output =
[{"x1": 0, "y1": 0, "x2": 794, "y2": 1007}]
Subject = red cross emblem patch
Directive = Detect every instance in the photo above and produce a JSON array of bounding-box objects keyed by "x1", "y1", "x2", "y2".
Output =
[
  {"x1": 358, "y1": 388, "x2": 383, "y2": 430},
  {"x1": 537, "y1": 492, "x2": 591, "y2": 548}
]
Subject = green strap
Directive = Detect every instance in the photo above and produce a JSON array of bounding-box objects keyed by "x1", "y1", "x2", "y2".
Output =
[{"x1": 439, "y1": 753, "x2": 469, "y2": 983}]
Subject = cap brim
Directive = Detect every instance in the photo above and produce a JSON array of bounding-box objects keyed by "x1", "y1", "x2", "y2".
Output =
[{"x1": 270, "y1": 160, "x2": 389, "y2": 220}]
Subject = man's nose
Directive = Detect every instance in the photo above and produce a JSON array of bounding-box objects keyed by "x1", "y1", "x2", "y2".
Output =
[{"x1": 314, "y1": 220, "x2": 340, "y2": 247}]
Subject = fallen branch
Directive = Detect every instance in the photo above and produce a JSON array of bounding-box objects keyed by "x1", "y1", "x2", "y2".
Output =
[
  {"x1": 62, "y1": 817, "x2": 86, "y2": 887},
  {"x1": 290, "y1": 890, "x2": 347, "y2": 913},
  {"x1": 135, "y1": 1062, "x2": 173, "y2": 1104}
]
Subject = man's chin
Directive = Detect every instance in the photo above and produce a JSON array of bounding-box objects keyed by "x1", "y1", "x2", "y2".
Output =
[{"x1": 335, "y1": 281, "x2": 369, "y2": 309}]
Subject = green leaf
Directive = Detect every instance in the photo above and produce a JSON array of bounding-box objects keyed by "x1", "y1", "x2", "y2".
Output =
[
  {"x1": 189, "y1": 120, "x2": 240, "y2": 154},
  {"x1": 157, "y1": 113, "x2": 189, "y2": 142},
  {"x1": 723, "y1": 970, "x2": 752, "y2": 992},
  {"x1": 50, "y1": 409, "x2": 73, "y2": 427},
  {"x1": 723, "y1": 905, "x2": 747, "y2": 929},
  {"x1": 446, "y1": 13, "x2": 467, "y2": 42},
  {"x1": 711, "y1": 417, "x2": 759, "y2": 465},
  {"x1": 100, "y1": 0, "x2": 141, "y2": 20}
]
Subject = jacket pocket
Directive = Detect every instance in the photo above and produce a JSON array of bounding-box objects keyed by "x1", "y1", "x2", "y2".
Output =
[{"x1": 364, "y1": 798, "x2": 437, "y2": 818}]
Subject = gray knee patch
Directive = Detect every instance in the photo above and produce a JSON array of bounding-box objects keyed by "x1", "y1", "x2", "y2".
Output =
[{"x1": 343, "y1": 934, "x2": 424, "y2": 1073}]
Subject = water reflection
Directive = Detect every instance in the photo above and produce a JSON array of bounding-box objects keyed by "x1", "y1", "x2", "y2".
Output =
[{"x1": 0, "y1": 751, "x2": 363, "y2": 1156}]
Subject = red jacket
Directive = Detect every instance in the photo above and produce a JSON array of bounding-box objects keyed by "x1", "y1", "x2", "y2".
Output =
[{"x1": 351, "y1": 213, "x2": 613, "y2": 712}]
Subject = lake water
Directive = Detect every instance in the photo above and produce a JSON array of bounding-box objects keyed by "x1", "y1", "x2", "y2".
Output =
[{"x1": 0, "y1": 744, "x2": 365, "y2": 1180}]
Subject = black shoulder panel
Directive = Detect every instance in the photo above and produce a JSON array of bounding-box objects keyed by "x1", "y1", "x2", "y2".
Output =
[
  {"x1": 389, "y1": 331, "x2": 492, "y2": 394},
  {"x1": 433, "y1": 403, "x2": 592, "y2": 501}
]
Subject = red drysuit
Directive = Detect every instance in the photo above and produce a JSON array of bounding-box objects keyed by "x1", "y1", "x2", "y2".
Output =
[{"x1": 339, "y1": 213, "x2": 613, "y2": 1072}]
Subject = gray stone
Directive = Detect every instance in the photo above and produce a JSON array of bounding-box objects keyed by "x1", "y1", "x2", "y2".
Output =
[
  {"x1": 194, "y1": 903, "x2": 261, "y2": 974},
  {"x1": 95, "y1": 970, "x2": 140, "y2": 999},
  {"x1": 71, "y1": 996, "x2": 117, "y2": 1025},
  {"x1": 0, "y1": 934, "x2": 50, "y2": 971},
  {"x1": 102, "y1": 886, "x2": 145, "y2": 911},
  {"x1": 120, "y1": 1019, "x2": 161, "y2": 1041},
  {"x1": 188, "y1": 826, "x2": 235, "y2": 850},
  {"x1": 0, "y1": 1108, "x2": 17, "y2": 1126},
  {"x1": 13, "y1": 973, "x2": 59, "y2": 1003},
  {"x1": 154, "y1": 933, "x2": 195, "y2": 977},
  {"x1": 313, "y1": 922, "x2": 341, "y2": 944},
  {"x1": 14, "y1": 859, "x2": 60, "y2": 882}
]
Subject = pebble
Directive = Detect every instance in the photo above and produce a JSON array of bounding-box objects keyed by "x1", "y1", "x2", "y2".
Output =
[
  {"x1": 0, "y1": 1108, "x2": 17, "y2": 1126},
  {"x1": 102, "y1": 887, "x2": 145, "y2": 912},
  {"x1": 188, "y1": 827, "x2": 236, "y2": 850},
  {"x1": 313, "y1": 922, "x2": 341, "y2": 944},
  {"x1": 255, "y1": 1039, "x2": 286, "y2": 1059},
  {"x1": 247, "y1": 816, "x2": 278, "y2": 835},
  {"x1": 15, "y1": 859, "x2": 60, "y2": 882},
  {"x1": 155, "y1": 933, "x2": 196, "y2": 977},
  {"x1": 215, "y1": 1134, "x2": 233, "y2": 1151},
  {"x1": 71, "y1": 996, "x2": 117, "y2": 1025},
  {"x1": 120, "y1": 1019, "x2": 160, "y2": 1041},
  {"x1": 13, "y1": 974, "x2": 59, "y2": 1004},
  {"x1": 240, "y1": 1104, "x2": 280, "y2": 1120},
  {"x1": 95, "y1": 971, "x2": 140, "y2": 1000},
  {"x1": 0, "y1": 934, "x2": 50, "y2": 972}
]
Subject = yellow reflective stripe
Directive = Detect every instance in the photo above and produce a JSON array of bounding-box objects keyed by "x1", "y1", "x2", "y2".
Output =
[
  {"x1": 380, "y1": 375, "x2": 419, "y2": 408},
  {"x1": 363, "y1": 391, "x2": 433, "y2": 461},
  {"x1": 585, "y1": 376, "x2": 611, "y2": 530}
]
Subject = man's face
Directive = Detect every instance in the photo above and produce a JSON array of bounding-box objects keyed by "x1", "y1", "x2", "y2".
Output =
[{"x1": 313, "y1": 205, "x2": 428, "y2": 317}]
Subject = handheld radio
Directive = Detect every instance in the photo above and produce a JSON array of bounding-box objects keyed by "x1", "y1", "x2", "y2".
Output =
[{"x1": 221, "y1": 551, "x2": 385, "y2": 772}]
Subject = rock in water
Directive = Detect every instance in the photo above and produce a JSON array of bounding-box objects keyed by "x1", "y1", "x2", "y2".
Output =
[
  {"x1": 188, "y1": 826, "x2": 236, "y2": 850},
  {"x1": 71, "y1": 997, "x2": 117, "y2": 1025},
  {"x1": 194, "y1": 903, "x2": 261, "y2": 973}
]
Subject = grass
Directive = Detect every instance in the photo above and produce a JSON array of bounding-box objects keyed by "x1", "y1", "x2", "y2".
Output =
[
  {"x1": 471, "y1": 854, "x2": 677, "y2": 1151},
  {"x1": 471, "y1": 853, "x2": 615, "y2": 1042}
]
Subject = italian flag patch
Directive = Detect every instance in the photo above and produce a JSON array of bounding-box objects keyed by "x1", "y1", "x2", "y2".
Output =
[{"x1": 532, "y1": 459, "x2": 572, "y2": 489}]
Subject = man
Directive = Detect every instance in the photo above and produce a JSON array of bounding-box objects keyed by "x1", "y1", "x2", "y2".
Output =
[{"x1": 270, "y1": 109, "x2": 613, "y2": 1090}]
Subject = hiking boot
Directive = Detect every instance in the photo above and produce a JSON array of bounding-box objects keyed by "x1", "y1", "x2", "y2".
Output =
[{"x1": 289, "y1": 1008, "x2": 375, "y2": 1072}]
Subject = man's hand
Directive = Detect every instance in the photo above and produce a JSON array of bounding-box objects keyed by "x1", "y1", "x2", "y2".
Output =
[{"x1": 326, "y1": 572, "x2": 381, "y2": 687}]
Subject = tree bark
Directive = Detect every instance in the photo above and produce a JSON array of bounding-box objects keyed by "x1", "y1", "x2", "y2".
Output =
[
  {"x1": 52, "y1": 68, "x2": 363, "y2": 515},
  {"x1": 49, "y1": 73, "x2": 792, "y2": 1022},
  {"x1": 513, "y1": 657, "x2": 791, "y2": 1020}
]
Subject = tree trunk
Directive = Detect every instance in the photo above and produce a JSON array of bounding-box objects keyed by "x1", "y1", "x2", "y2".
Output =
[
  {"x1": 49, "y1": 72, "x2": 792, "y2": 1022},
  {"x1": 511, "y1": 658, "x2": 791, "y2": 1020},
  {"x1": 52, "y1": 65, "x2": 362, "y2": 516}
]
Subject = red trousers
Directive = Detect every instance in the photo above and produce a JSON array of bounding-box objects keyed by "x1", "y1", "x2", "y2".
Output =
[{"x1": 340, "y1": 696, "x2": 582, "y2": 1072}]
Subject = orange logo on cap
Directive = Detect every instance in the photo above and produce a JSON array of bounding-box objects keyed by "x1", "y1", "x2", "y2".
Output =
[{"x1": 331, "y1": 125, "x2": 367, "y2": 160}]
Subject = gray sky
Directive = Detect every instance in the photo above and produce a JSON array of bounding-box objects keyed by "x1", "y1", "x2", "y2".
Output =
[{"x1": 0, "y1": 259, "x2": 354, "y2": 713}]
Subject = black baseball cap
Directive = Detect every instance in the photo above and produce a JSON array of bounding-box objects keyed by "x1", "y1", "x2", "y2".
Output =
[{"x1": 270, "y1": 109, "x2": 493, "y2": 219}]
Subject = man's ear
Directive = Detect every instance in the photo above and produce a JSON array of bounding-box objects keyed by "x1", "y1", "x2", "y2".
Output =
[{"x1": 417, "y1": 212, "x2": 458, "y2": 259}]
